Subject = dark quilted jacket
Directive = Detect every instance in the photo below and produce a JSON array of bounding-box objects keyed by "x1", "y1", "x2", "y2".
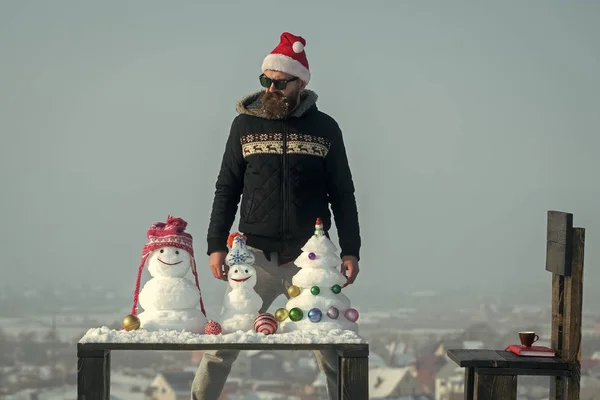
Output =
[{"x1": 206, "y1": 89, "x2": 361, "y2": 260}]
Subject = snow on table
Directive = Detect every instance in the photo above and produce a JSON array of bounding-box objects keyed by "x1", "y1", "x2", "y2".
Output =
[{"x1": 79, "y1": 326, "x2": 367, "y2": 344}]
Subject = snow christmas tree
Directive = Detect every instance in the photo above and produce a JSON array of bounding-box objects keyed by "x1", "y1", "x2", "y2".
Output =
[{"x1": 278, "y1": 218, "x2": 359, "y2": 333}]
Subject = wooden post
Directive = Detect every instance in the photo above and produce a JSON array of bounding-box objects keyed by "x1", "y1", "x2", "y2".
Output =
[
  {"x1": 563, "y1": 228, "x2": 584, "y2": 399},
  {"x1": 464, "y1": 367, "x2": 475, "y2": 400},
  {"x1": 337, "y1": 344, "x2": 369, "y2": 400},
  {"x1": 550, "y1": 272, "x2": 566, "y2": 399},
  {"x1": 77, "y1": 348, "x2": 110, "y2": 400},
  {"x1": 546, "y1": 211, "x2": 573, "y2": 276},
  {"x1": 473, "y1": 372, "x2": 517, "y2": 400},
  {"x1": 547, "y1": 211, "x2": 584, "y2": 400}
]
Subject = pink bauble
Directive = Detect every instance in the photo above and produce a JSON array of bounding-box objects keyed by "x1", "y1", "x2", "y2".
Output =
[
  {"x1": 344, "y1": 308, "x2": 359, "y2": 322},
  {"x1": 205, "y1": 320, "x2": 222, "y2": 335},
  {"x1": 254, "y1": 313, "x2": 278, "y2": 335}
]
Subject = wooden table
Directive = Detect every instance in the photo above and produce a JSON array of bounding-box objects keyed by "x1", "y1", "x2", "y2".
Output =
[
  {"x1": 77, "y1": 341, "x2": 369, "y2": 400},
  {"x1": 447, "y1": 349, "x2": 571, "y2": 400}
]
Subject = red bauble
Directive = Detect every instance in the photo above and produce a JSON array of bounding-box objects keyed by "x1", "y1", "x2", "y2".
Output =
[
  {"x1": 205, "y1": 320, "x2": 222, "y2": 335},
  {"x1": 254, "y1": 313, "x2": 278, "y2": 335}
]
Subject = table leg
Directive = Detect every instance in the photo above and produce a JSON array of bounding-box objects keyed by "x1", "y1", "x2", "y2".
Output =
[
  {"x1": 77, "y1": 348, "x2": 111, "y2": 400},
  {"x1": 550, "y1": 375, "x2": 566, "y2": 400},
  {"x1": 337, "y1": 347, "x2": 369, "y2": 399},
  {"x1": 464, "y1": 367, "x2": 474, "y2": 400},
  {"x1": 474, "y1": 369, "x2": 517, "y2": 400}
]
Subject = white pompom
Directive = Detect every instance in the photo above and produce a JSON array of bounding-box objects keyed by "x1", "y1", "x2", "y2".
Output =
[{"x1": 292, "y1": 41, "x2": 304, "y2": 53}]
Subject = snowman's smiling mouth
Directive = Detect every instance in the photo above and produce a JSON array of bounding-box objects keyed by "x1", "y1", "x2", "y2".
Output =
[
  {"x1": 231, "y1": 276, "x2": 250, "y2": 282},
  {"x1": 158, "y1": 259, "x2": 182, "y2": 266}
]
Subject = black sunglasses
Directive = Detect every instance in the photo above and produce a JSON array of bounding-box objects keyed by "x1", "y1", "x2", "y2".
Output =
[{"x1": 259, "y1": 74, "x2": 298, "y2": 90}]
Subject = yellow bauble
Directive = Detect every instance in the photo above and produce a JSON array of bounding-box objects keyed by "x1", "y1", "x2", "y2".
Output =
[
  {"x1": 287, "y1": 285, "x2": 301, "y2": 298},
  {"x1": 123, "y1": 314, "x2": 141, "y2": 331},
  {"x1": 274, "y1": 308, "x2": 289, "y2": 322}
]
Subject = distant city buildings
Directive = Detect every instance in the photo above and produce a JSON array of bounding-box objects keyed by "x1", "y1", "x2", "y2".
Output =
[{"x1": 2, "y1": 288, "x2": 600, "y2": 399}]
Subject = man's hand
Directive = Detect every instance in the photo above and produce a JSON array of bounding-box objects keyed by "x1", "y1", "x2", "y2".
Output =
[
  {"x1": 209, "y1": 251, "x2": 228, "y2": 281},
  {"x1": 340, "y1": 255, "x2": 359, "y2": 288}
]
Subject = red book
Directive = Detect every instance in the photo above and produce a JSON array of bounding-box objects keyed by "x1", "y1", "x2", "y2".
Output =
[{"x1": 505, "y1": 344, "x2": 556, "y2": 357}]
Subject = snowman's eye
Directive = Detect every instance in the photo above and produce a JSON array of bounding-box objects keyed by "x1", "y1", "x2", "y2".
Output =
[
  {"x1": 160, "y1": 249, "x2": 164, "y2": 253},
  {"x1": 234, "y1": 269, "x2": 238, "y2": 273},
  {"x1": 245, "y1": 269, "x2": 248, "y2": 273},
  {"x1": 175, "y1": 250, "x2": 179, "y2": 255}
]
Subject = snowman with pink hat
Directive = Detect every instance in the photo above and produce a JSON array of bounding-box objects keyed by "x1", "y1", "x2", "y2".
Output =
[{"x1": 129, "y1": 216, "x2": 207, "y2": 333}]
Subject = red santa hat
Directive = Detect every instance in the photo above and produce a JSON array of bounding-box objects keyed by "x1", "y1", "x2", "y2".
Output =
[
  {"x1": 261, "y1": 32, "x2": 311, "y2": 85},
  {"x1": 129, "y1": 216, "x2": 205, "y2": 317}
]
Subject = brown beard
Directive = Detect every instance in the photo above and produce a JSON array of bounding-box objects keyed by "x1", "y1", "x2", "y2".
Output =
[{"x1": 259, "y1": 89, "x2": 299, "y2": 119}]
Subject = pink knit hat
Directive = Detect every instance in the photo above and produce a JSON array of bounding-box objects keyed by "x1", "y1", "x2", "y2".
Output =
[{"x1": 130, "y1": 216, "x2": 205, "y2": 316}]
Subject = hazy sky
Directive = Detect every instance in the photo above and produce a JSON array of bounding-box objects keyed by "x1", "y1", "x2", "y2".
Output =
[{"x1": 1, "y1": 1, "x2": 599, "y2": 306}]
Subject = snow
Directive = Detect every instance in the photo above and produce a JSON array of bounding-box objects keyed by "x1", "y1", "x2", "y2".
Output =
[
  {"x1": 138, "y1": 309, "x2": 207, "y2": 332},
  {"x1": 223, "y1": 286, "x2": 263, "y2": 312},
  {"x1": 8, "y1": 386, "x2": 77, "y2": 400},
  {"x1": 283, "y1": 318, "x2": 357, "y2": 332},
  {"x1": 219, "y1": 310, "x2": 259, "y2": 333},
  {"x1": 295, "y1": 240, "x2": 341, "y2": 268},
  {"x1": 8, "y1": 374, "x2": 151, "y2": 400},
  {"x1": 292, "y1": 267, "x2": 346, "y2": 288},
  {"x1": 138, "y1": 276, "x2": 201, "y2": 310},
  {"x1": 79, "y1": 325, "x2": 367, "y2": 344}
]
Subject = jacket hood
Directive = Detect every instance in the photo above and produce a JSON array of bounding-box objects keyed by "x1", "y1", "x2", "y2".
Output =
[{"x1": 235, "y1": 89, "x2": 319, "y2": 119}]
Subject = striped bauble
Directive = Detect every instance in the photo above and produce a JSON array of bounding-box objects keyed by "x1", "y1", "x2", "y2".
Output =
[{"x1": 254, "y1": 313, "x2": 278, "y2": 335}]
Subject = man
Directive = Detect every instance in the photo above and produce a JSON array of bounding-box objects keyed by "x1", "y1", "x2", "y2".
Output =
[{"x1": 191, "y1": 32, "x2": 361, "y2": 400}]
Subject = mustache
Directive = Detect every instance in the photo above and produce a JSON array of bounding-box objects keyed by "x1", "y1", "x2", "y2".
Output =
[{"x1": 261, "y1": 90, "x2": 285, "y2": 102}]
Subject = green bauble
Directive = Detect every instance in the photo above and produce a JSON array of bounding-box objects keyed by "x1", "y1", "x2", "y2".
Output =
[
  {"x1": 310, "y1": 286, "x2": 320, "y2": 295},
  {"x1": 289, "y1": 307, "x2": 304, "y2": 321},
  {"x1": 331, "y1": 284, "x2": 342, "y2": 294}
]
